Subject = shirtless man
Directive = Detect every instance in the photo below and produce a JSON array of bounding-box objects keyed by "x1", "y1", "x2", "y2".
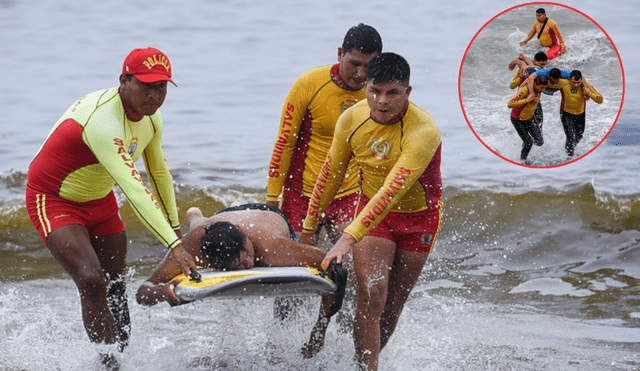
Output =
[
  {"x1": 508, "y1": 51, "x2": 548, "y2": 89},
  {"x1": 136, "y1": 204, "x2": 331, "y2": 307}
]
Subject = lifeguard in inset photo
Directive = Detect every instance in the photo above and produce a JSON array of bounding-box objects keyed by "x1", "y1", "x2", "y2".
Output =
[
  {"x1": 557, "y1": 70, "x2": 604, "y2": 157},
  {"x1": 519, "y1": 7, "x2": 567, "y2": 60}
]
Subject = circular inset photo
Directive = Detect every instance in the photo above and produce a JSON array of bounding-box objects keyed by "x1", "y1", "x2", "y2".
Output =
[{"x1": 459, "y1": 3, "x2": 624, "y2": 167}]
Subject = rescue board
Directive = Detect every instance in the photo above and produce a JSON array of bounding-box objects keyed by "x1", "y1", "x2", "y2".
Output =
[
  {"x1": 546, "y1": 44, "x2": 562, "y2": 60},
  {"x1": 173, "y1": 266, "x2": 336, "y2": 301}
]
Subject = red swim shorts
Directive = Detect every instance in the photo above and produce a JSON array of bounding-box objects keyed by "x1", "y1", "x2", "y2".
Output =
[
  {"x1": 26, "y1": 185, "x2": 125, "y2": 243},
  {"x1": 280, "y1": 183, "x2": 358, "y2": 233},
  {"x1": 355, "y1": 193, "x2": 442, "y2": 254}
]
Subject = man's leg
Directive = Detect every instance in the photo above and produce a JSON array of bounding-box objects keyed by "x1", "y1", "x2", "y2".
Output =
[
  {"x1": 301, "y1": 250, "x2": 354, "y2": 358},
  {"x1": 379, "y1": 249, "x2": 429, "y2": 350},
  {"x1": 327, "y1": 220, "x2": 358, "y2": 334},
  {"x1": 46, "y1": 225, "x2": 120, "y2": 345},
  {"x1": 561, "y1": 110, "x2": 577, "y2": 156},
  {"x1": 574, "y1": 112, "x2": 586, "y2": 147},
  {"x1": 305, "y1": 195, "x2": 360, "y2": 347},
  {"x1": 352, "y1": 236, "x2": 396, "y2": 371},
  {"x1": 527, "y1": 118, "x2": 544, "y2": 147},
  {"x1": 93, "y1": 231, "x2": 129, "y2": 351},
  {"x1": 301, "y1": 298, "x2": 332, "y2": 358},
  {"x1": 533, "y1": 102, "x2": 544, "y2": 133},
  {"x1": 327, "y1": 220, "x2": 351, "y2": 245},
  {"x1": 274, "y1": 187, "x2": 309, "y2": 321},
  {"x1": 511, "y1": 117, "x2": 534, "y2": 160}
]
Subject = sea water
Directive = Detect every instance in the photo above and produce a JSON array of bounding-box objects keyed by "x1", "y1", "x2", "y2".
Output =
[{"x1": 1, "y1": 0, "x2": 639, "y2": 370}]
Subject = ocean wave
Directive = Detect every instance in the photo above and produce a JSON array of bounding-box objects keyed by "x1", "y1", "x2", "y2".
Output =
[
  {"x1": 442, "y1": 182, "x2": 640, "y2": 235},
  {"x1": 3, "y1": 176, "x2": 639, "y2": 245}
]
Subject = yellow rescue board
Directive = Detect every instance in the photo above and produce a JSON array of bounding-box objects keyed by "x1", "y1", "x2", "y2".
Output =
[{"x1": 173, "y1": 266, "x2": 336, "y2": 301}]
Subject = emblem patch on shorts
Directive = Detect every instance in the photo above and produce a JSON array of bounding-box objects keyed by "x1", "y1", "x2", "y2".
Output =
[
  {"x1": 370, "y1": 139, "x2": 390, "y2": 160},
  {"x1": 420, "y1": 233, "x2": 433, "y2": 247}
]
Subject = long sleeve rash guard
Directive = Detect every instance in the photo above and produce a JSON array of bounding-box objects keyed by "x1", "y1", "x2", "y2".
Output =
[
  {"x1": 526, "y1": 17, "x2": 566, "y2": 51},
  {"x1": 303, "y1": 100, "x2": 442, "y2": 242},
  {"x1": 266, "y1": 64, "x2": 363, "y2": 202},
  {"x1": 559, "y1": 79, "x2": 604, "y2": 115},
  {"x1": 27, "y1": 87, "x2": 181, "y2": 249}
]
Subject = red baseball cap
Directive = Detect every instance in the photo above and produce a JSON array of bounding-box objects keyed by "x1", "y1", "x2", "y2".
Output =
[{"x1": 122, "y1": 47, "x2": 176, "y2": 86}]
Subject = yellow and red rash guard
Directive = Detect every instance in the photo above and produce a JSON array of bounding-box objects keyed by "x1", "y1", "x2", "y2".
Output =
[
  {"x1": 508, "y1": 85, "x2": 541, "y2": 120},
  {"x1": 544, "y1": 79, "x2": 565, "y2": 94},
  {"x1": 510, "y1": 69, "x2": 524, "y2": 90},
  {"x1": 266, "y1": 64, "x2": 362, "y2": 202},
  {"x1": 558, "y1": 79, "x2": 604, "y2": 115},
  {"x1": 27, "y1": 87, "x2": 181, "y2": 249},
  {"x1": 526, "y1": 18, "x2": 566, "y2": 51},
  {"x1": 303, "y1": 100, "x2": 442, "y2": 242}
]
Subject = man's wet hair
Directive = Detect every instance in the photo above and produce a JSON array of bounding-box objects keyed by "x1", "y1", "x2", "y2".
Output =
[
  {"x1": 342, "y1": 23, "x2": 383, "y2": 55},
  {"x1": 534, "y1": 75, "x2": 548, "y2": 85},
  {"x1": 570, "y1": 70, "x2": 583, "y2": 80},
  {"x1": 549, "y1": 68, "x2": 562, "y2": 80},
  {"x1": 536, "y1": 8, "x2": 546, "y2": 14},
  {"x1": 366, "y1": 52, "x2": 410, "y2": 86},
  {"x1": 200, "y1": 221, "x2": 247, "y2": 270},
  {"x1": 534, "y1": 52, "x2": 548, "y2": 62}
]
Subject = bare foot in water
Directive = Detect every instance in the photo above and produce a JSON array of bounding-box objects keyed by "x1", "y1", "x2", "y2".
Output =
[
  {"x1": 100, "y1": 352, "x2": 120, "y2": 371},
  {"x1": 301, "y1": 316, "x2": 329, "y2": 358},
  {"x1": 186, "y1": 207, "x2": 205, "y2": 229}
]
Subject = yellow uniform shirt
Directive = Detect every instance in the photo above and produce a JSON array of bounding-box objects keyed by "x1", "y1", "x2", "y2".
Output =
[
  {"x1": 27, "y1": 87, "x2": 181, "y2": 248},
  {"x1": 526, "y1": 17, "x2": 566, "y2": 51},
  {"x1": 558, "y1": 79, "x2": 603, "y2": 115},
  {"x1": 266, "y1": 64, "x2": 362, "y2": 202},
  {"x1": 303, "y1": 100, "x2": 442, "y2": 242},
  {"x1": 508, "y1": 85, "x2": 542, "y2": 120}
]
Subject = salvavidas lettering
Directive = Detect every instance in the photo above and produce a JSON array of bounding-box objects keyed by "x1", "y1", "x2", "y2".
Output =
[
  {"x1": 360, "y1": 167, "x2": 411, "y2": 228},
  {"x1": 307, "y1": 154, "x2": 332, "y2": 219},
  {"x1": 71, "y1": 95, "x2": 87, "y2": 113},
  {"x1": 268, "y1": 103, "x2": 295, "y2": 178},
  {"x1": 113, "y1": 138, "x2": 159, "y2": 209}
]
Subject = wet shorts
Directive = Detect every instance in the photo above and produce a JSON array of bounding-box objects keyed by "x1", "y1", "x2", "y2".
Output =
[
  {"x1": 26, "y1": 185, "x2": 125, "y2": 243},
  {"x1": 356, "y1": 193, "x2": 442, "y2": 254},
  {"x1": 280, "y1": 183, "x2": 358, "y2": 233}
]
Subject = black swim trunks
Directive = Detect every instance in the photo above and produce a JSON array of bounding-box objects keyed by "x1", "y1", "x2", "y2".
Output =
[{"x1": 217, "y1": 203, "x2": 298, "y2": 241}]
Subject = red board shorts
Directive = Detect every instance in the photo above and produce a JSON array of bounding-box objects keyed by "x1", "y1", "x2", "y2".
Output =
[
  {"x1": 26, "y1": 185, "x2": 125, "y2": 243},
  {"x1": 356, "y1": 193, "x2": 442, "y2": 254},
  {"x1": 280, "y1": 183, "x2": 358, "y2": 233}
]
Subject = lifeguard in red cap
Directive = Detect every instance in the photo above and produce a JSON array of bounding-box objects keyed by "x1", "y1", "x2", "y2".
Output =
[{"x1": 25, "y1": 47, "x2": 197, "y2": 364}]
